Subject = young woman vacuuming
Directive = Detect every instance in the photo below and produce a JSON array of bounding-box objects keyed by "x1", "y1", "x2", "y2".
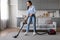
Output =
[{"x1": 24, "y1": 1, "x2": 36, "y2": 35}]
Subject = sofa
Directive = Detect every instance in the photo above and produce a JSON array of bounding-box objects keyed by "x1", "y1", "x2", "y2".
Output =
[{"x1": 20, "y1": 17, "x2": 56, "y2": 31}]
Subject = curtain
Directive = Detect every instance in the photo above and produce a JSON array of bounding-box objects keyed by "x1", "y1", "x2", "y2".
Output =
[{"x1": 1, "y1": 0, "x2": 9, "y2": 30}]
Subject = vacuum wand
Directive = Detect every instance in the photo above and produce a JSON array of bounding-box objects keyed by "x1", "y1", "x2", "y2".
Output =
[
  {"x1": 13, "y1": 16, "x2": 28, "y2": 38},
  {"x1": 13, "y1": 24, "x2": 24, "y2": 38}
]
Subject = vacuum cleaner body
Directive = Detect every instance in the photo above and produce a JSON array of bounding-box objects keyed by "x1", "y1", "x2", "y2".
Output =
[{"x1": 48, "y1": 29, "x2": 56, "y2": 35}]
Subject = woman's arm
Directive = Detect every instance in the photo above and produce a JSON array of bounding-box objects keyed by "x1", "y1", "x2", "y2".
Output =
[{"x1": 29, "y1": 6, "x2": 36, "y2": 16}]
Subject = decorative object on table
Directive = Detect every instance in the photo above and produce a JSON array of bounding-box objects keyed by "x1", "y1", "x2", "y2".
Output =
[{"x1": 43, "y1": 12, "x2": 50, "y2": 17}]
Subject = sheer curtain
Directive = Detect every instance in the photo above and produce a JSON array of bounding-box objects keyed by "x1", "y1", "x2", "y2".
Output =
[{"x1": 1, "y1": 0, "x2": 9, "y2": 30}]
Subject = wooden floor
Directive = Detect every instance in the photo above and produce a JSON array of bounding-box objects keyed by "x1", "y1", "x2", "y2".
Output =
[
  {"x1": 0, "y1": 27, "x2": 19, "y2": 37},
  {"x1": 0, "y1": 27, "x2": 19, "y2": 34}
]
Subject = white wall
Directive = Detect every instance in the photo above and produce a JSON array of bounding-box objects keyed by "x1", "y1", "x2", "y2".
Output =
[
  {"x1": 0, "y1": 0, "x2": 1, "y2": 27},
  {"x1": 9, "y1": 0, "x2": 59, "y2": 28},
  {"x1": 9, "y1": 0, "x2": 18, "y2": 27}
]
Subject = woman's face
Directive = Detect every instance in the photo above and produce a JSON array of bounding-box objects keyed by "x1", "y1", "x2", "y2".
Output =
[{"x1": 26, "y1": 2, "x2": 31, "y2": 6}]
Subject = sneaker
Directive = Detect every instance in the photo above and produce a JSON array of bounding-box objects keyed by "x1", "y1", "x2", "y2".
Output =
[
  {"x1": 24, "y1": 32, "x2": 28, "y2": 35},
  {"x1": 33, "y1": 32, "x2": 36, "y2": 35}
]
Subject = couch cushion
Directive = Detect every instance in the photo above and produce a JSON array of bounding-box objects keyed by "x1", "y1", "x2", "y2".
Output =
[{"x1": 37, "y1": 17, "x2": 51, "y2": 24}]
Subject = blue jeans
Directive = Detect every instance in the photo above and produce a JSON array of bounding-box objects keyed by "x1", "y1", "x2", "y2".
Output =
[{"x1": 26, "y1": 16, "x2": 36, "y2": 32}]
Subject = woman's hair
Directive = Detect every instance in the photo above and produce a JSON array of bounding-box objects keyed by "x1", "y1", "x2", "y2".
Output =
[{"x1": 27, "y1": 1, "x2": 32, "y2": 10}]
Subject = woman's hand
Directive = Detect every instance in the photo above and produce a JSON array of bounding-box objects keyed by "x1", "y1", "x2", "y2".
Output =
[{"x1": 24, "y1": 15, "x2": 28, "y2": 20}]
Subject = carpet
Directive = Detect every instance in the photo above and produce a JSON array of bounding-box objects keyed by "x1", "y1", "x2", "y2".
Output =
[{"x1": 0, "y1": 32, "x2": 60, "y2": 40}]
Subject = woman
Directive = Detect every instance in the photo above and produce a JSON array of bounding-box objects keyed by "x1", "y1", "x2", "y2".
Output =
[{"x1": 24, "y1": 1, "x2": 36, "y2": 35}]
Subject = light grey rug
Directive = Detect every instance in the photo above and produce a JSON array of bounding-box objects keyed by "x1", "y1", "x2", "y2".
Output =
[{"x1": 0, "y1": 32, "x2": 60, "y2": 40}]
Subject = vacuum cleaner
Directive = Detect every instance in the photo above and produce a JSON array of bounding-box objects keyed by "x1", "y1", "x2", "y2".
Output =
[{"x1": 13, "y1": 16, "x2": 56, "y2": 38}]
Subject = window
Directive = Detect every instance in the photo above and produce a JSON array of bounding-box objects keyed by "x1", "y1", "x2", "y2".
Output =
[{"x1": 1, "y1": 0, "x2": 9, "y2": 20}]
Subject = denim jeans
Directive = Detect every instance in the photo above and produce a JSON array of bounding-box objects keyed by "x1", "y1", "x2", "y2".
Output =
[{"x1": 26, "y1": 16, "x2": 36, "y2": 32}]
